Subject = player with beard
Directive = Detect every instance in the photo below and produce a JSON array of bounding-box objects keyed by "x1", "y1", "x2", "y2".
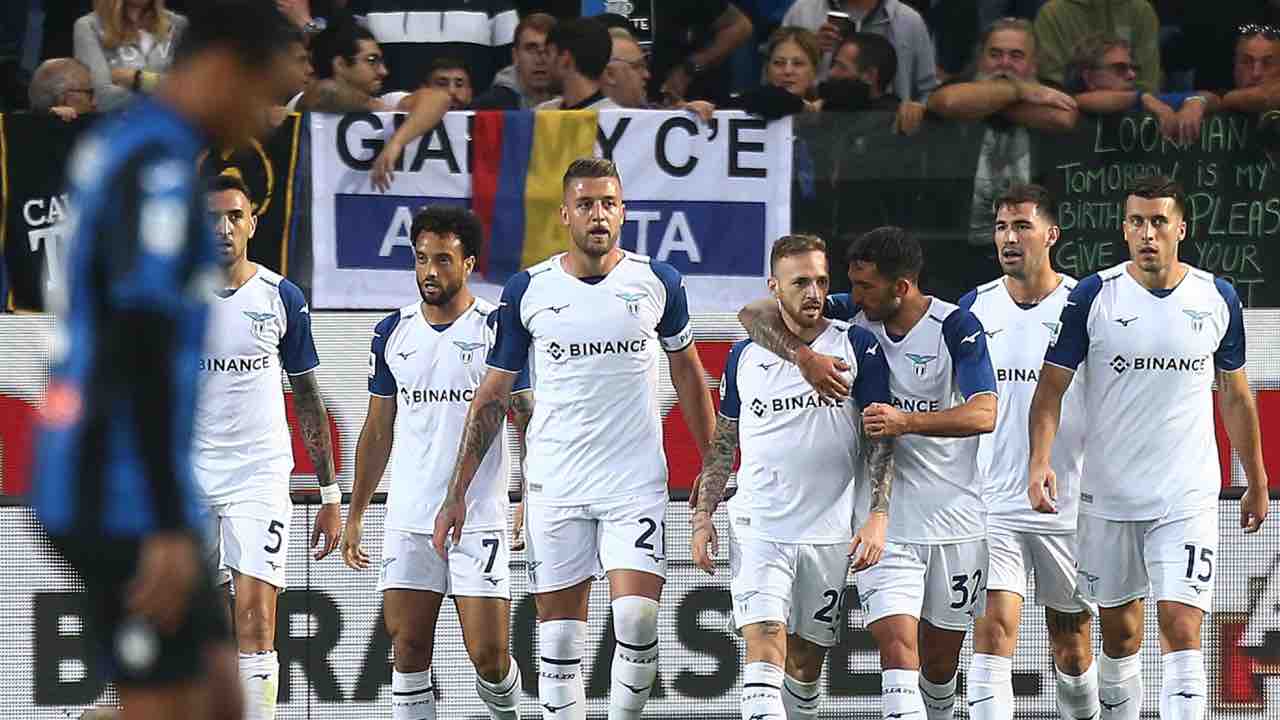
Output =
[
  {"x1": 691, "y1": 234, "x2": 895, "y2": 720},
  {"x1": 342, "y1": 205, "x2": 531, "y2": 720},
  {"x1": 437, "y1": 158, "x2": 717, "y2": 720},
  {"x1": 738, "y1": 227, "x2": 998, "y2": 720},
  {"x1": 198, "y1": 174, "x2": 340, "y2": 720},
  {"x1": 959, "y1": 185, "x2": 1097, "y2": 720}
]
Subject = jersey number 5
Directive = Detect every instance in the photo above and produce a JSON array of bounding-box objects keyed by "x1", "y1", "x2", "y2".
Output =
[{"x1": 264, "y1": 520, "x2": 285, "y2": 554}]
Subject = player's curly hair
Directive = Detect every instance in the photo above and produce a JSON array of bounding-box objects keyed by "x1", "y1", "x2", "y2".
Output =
[
  {"x1": 410, "y1": 205, "x2": 483, "y2": 260},
  {"x1": 1129, "y1": 175, "x2": 1187, "y2": 218},
  {"x1": 846, "y1": 226, "x2": 923, "y2": 281}
]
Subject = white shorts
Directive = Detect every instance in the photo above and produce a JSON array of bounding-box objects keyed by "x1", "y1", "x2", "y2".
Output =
[
  {"x1": 377, "y1": 528, "x2": 510, "y2": 598},
  {"x1": 523, "y1": 492, "x2": 667, "y2": 594},
  {"x1": 728, "y1": 529, "x2": 851, "y2": 647},
  {"x1": 1076, "y1": 511, "x2": 1218, "y2": 612},
  {"x1": 205, "y1": 499, "x2": 292, "y2": 590},
  {"x1": 986, "y1": 525, "x2": 1093, "y2": 615},
  {"x1": 856, "y1": 539, "x2": 988, "y2": 632}
]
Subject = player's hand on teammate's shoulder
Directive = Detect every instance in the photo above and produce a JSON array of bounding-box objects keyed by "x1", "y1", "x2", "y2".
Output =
[
  {"x1": 690, "y1": 510, "x2": 718, "y2": 575},
  {"x1": 511, "y1": 499, "x2": 526, "y2": 552},
  {"x1": 1027, "y1": 462, "x2": 1058, "y2": 514},
  {"x1": 313, "y1": 503, "x2": 342, "y2": 560},
  {"x1": 796, "y1": 346, "x2": 850, "y2": 401},
  {"x1": 341, "y1": 512, "x2": 370, "y2": 570},
  {"x1": 433, "y1": 498, "x2": 467, "y2": 557},
  {"x1": 1240, "y1": 484, "x2": 1269, "y2": 534},
  {"x1": 848, "y1": 512, "x2": 886, "y2": 572},
  {"x1": 126, "y1": 530, "x2": 200, "y2": 634},
  {"x1": 862, "y1": 402, "x2": 908, "y2": 438}
]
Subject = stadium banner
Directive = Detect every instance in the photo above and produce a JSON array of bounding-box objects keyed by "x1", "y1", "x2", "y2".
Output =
[
  {"x1": 0, "y1": 112, "x2": 304, "y2": 311},
  {"x1": 308, "y1": 109, "x2": 793, "y2": 310},
  {"x1": 4, "y1": 499, "x2": 1280, "y2": 719}
]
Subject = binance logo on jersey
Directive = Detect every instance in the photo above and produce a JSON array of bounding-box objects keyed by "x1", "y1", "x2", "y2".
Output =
[
  {"x1": 1110, "y1": 354, "x2": 1209, "y2": 376},
  {"x1": 750, "y1": 393, "x2": 844, "y2": 417},
  {"x1": 201, "y1": 355, "x2": 273, "y2": 373},
  {"x1": 399, "y1": 387, "x2": 476, "y2": 404},
  {"x1": 546, "y1": 338, "x2": 648, "y2": 362},
  {"x1": 891, "y1": 395, "x2": 941, "y2": 412},
  {"x1": 996, "y1": 368, "x2": 1039, "y2": 383}
]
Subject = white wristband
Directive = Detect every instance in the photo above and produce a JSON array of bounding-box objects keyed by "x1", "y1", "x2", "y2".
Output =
[{"x1": 320, "y1": 483, "x2": 341, "y2": 505}]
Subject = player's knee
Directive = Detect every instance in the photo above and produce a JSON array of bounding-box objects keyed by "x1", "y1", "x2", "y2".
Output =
[
  {"x1": 468, "y1": 641, "x2": 509, "y2": 682},
  {"x1": 973, "y1": 614, "x2": 1017, "y2": 655},
  {"x1": 1099, "y1": 604, "x2": 1144, "y2": 657},
  {"x1": 391, "y1": 631, "x2": 434, "y2": 671},
  {"x1": 869, "y1": 623, "x2": 917, "y2": 670},
  {"x1": 612, "y1": 596, "x2": 660, "y2": 643},
  {"x1": 1046, "y1": 609, "x2": 1091, "y2": 673},
  {"x1": 784, "y1": 647, "x2": 826, "y2": 684},
  {"x1": 233, "y1": 603, "x2": 276, "y2": 651},
  {"x1": 920, "y1": 652, "x2": 959, "y2": 683},
  {"x1": 1157, "y1": 605, "x2": 1203, "y2": 650}
]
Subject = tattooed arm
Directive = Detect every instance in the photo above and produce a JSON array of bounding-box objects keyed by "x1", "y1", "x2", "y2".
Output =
[
  {"x1": 690, "y1": 413, "x2": 739, "y2": 575},
  {"x1": 432, "y1": 368, "x2": 518, "y2": 555},
  {"x1": 850, "y1": 435, "x2": 894, "y2": 571},
  {"x1": 738, "y1": 298, "x2": 850, "y2": 400},
  {"x1": 292, "y1": 370, "x2": 341, "y2": 559}
]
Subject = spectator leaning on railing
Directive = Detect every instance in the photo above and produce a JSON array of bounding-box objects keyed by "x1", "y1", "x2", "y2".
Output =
[
  {"x1": 28, "y1": 58, "x2": 96, "y2": 122},
  {"x1": 472, "y1": 11, "x2": 556, "y2": 110},
  {"x1": 73, "y1": 0, "x2": 187, "y2": 112},
  {"x1": 651, "y1": 1, "x2": 754, "y2": 106},
  {"x1": 1221, "y1": 24, "x2": 1280, "y2": 113},
  {"x1": 1067, "y1": 33, "x2": 1217, "y2": 145},
  {"x1": 1032, "y1": 0, "x2": 1161, "y2": 93}
]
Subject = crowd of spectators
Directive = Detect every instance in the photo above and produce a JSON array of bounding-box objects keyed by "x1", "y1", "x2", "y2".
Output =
[{"x1": 2, "y1": 2, "x2": 1279, "y2": 136}]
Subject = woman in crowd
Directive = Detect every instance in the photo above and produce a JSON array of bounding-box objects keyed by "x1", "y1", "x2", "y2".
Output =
[{"x1": 74, "y1": 0, "x2": 187, "y2": 112}]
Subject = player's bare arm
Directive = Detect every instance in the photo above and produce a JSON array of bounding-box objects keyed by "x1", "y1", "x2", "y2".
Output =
[
  {"x1": 850, "y1": 436, "x2": 895, "y2": 571},
  {"x1": 434, "y1": 368, "x2": 518, "y2": 554},
  {"x1": 1026, "y1": 363, "x2": 1073, "y2": 514},
  {"x1": 292, "y1": 370, "x2": 341, "y2": 559},
  {"x1": 343, "y1": 394, "x2": 397, "y2": 570},
  {"x1": 508, "y1": 391, "x2": 535, "y2": 550},
  {"x1": 862, "y1": 392, "x2": 996, "y2": 439},
  {"x1": 690, "y1": 413, "x2": 739, "y2": 575},
  {"x1": 738, "y1": 298, "x2": 850, "y2": 400},
  {"x1": 1217, "y1": 368, "x2": 1270, "y2": 533}
]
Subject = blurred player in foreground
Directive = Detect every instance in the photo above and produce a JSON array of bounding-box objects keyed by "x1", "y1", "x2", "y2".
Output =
[
  {"x1": 1030, "y1": 176, "x2": 1268, "y2": 720},
  {"x1": 739, "y1": 228, "x2": 998, "y2": 720},
  {"x1": 437, "y1": 158, "x2": 717, "y2": 720},
  {"x1": 342, "y1": 206, "x2": 533, "y2": 720},
  {"x1": 693, "y1": 234, "x2": 895, "y2": 720},
  {"x1": 32, "y1": 2, "x2": 302, "y2": 719},
  {"x1": 960, "y1": 184, "x2": 1097, "y2": 720}
]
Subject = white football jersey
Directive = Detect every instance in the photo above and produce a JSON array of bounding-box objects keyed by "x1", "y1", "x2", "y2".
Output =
[
  {"x1": 826, "y1": 294, "x2": 998, "y2": 545},
  {"x1": 1045, "y1": 263, "x2": 1245, "y2": 521},
  {"x1": 962, "y1": 276, "x2": 1086, "y2": 533},
  {"x1": 487, "y1": 251, "x2": 694, "y2": 504},
  {"x1": 721, "y1": 320, "x2": 891, "y2": 544},
  {"x1": 368, "y1": 299, "x2": 530, "y2": 534},
  {"x1": 194, "y1": 265, "x2": 318, "y2": 506}
]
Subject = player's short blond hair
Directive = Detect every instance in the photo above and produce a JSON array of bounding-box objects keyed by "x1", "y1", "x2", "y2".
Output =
[{"x1": 770, "y1": 234, "x2": 827, "y2": 274}]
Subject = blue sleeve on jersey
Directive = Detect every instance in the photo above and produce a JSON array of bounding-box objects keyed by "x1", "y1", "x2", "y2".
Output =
[
  {"x1": 1044, "y1": 273, "x2": 1102, "y2": 371},
  {"x1": 824, "y1": 293, "x2": 859, "y2": 321},
  {"x1": 486, "y1": 310, "x2": 532, "y2": 391},
  {"x1": 368, "y1": 312, "x2": 400, "y2": 396},
  {"x1": 278, "y1": 280, "x2": 320, "y2": 374},
  {"x1": 487, "y1": 271, "x2": 533, "y2": 372},
  {"x1": 719, "y1": 339, "x2": 749, "y2": 419},
  {"x1": 107, "y1": 154, "x2": 207, "y2": 312},
  {"x1": 942, "y1": 309, "x2": 998, "y2": 399},
  {"x1": 957, "y1": 289, "x2": 978, "y2": 312},
  {"x1": 1214, "y1": 277, "x2": 1247, "y2": 371},
  {"x1": 848, "y1": 326, "x2": 891, "y2": 410},
  {"x1": 652, "y1": 261, "x2": 694, "y2": 351}
]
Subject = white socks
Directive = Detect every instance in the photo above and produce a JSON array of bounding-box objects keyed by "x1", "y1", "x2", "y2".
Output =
[
  {"x1": 920, "y1": 673, "x2": 957, "y2": 720},
  {"x1": 609, "y1": 596, "x2": 660, "y2": 720},
  {"x1": 782, "y1": 674, "x2": 820, "y2": 720},
  {"x1": 239, "y1": 651, "x2": 279, "y2": 720},
  {"x1": 1160, "y1": 650, "x2": 1206, "y2": 720},
  {"x1": 882, "y1": 669, "x2": 927, "y2": 720},
  {"x1": 539, "y1": 619, "x2": 587, "y2": 720},
  {"x1": 1056, "y1": 661, "x2": 1100, "y2": 720},
  {"x1": 742, "y1": 661, "x2": 786, "y2": 720},
  {"x1": 967, "y1": 654, "x2": 1012, "y2": 720},
  {"x1": 476, "y1": 658, "x2": 521, "y2": 720},
  {"x1": 392, "y1": 668, "x2": 435, "y2": 720},
  {"x1": 1099, "y1": 653, "x2": 1142, "y2": 720}
]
